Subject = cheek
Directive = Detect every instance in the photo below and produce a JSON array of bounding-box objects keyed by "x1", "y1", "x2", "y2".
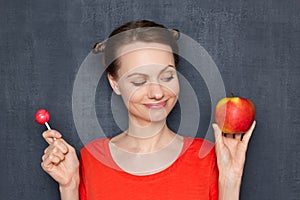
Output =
[
  {"x1": 128, "y1": 88, "x2": 147, "y2": 104},
  {"x1": 162, "y1": 79, "x2": 180, "y2": 97},
  {"x1": 119, "y1": 86, "x2": 146, "y2": 106},
  {"x1": 171, "y1": 83, "x2": 180, "y2": 96}
]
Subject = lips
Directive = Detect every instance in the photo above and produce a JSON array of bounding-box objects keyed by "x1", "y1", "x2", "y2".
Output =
[{"x1": 144, "y1": 101, "x2": 167, "y2": 109}]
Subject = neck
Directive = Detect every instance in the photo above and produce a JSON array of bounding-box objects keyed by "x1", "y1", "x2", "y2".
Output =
[
  {"x1": 127, "y1": 116, "x2": 167, "y2": 138},
  {"x1": 118, "y1": 118, "x2": 176, "y2": 153}
]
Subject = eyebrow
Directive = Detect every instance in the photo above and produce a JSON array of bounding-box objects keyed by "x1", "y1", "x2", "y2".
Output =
[{"x1": 126, "y1": 65, "x2": 175, "y2": 78}]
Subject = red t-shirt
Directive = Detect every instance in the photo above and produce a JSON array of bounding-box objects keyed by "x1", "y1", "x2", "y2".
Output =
[{"x1": 79, "y1": 137, "x2": 218, "y2": 200}]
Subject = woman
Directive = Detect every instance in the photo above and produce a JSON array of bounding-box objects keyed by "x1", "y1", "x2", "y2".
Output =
[{"x1": 41, "y1": 20, "x2": 256, "y2": 200}]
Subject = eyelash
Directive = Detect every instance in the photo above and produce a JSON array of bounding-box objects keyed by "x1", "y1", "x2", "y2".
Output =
[
  {"x1": 131, "y1": 81, "x2": 147, "y2": 86},
  {"x1": 131, "y1": 75, "x2": 174, "y2": 87},
  {"x1": 161, "y1": 75, "x2": 174, "y2": 82}
]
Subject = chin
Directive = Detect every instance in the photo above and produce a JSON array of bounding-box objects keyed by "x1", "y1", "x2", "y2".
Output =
[
  {"x1": 148, "y1": 107, "x2": 169, "y2": 121},
  {"x1": 128, "y1": 108, "x2": 169, "y2": 125},
  {"x1": 149, "y1": 114, "x2": 168, "y2": 122}
]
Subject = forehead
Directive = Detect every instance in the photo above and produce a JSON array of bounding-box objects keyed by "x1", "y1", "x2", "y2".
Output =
[{"x1": 116, "y1": 42, "x2": 174, "y2": 77}]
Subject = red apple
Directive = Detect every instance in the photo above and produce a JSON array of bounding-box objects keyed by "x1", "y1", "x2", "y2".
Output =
[{"x1": 214, "y1": 97, "x2": 255, "y2": 134}]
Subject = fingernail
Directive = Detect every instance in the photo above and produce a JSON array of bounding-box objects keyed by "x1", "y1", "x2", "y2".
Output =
[{"x1": 56, "y1": 132, "x2": 61, "y2": 137}]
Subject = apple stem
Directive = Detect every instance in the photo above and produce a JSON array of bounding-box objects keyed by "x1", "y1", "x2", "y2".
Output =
[{"x1": 231, "y1": 92, "x2": 234, "y2": 97}]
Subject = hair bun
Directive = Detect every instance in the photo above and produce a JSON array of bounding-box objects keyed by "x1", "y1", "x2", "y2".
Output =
[
  {"x1": 92, "y1": 42, "x2": 106, "y2": 53},
  {"x1": 169, "y1": 29, "x2": 180, "y2": 40}
]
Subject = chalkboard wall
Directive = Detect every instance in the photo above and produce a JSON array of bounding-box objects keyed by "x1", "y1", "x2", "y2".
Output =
[{"x1": 1, "y1": 0, "x2": 299, "y2": 199}]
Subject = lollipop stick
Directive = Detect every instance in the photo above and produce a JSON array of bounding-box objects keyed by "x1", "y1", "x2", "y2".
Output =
[
  {"x1": 45, "y1": 122, "x2": 51, "y2": 130},
  {"x1": 44, "y1": 122, "x2": 56, "y2": 140}
]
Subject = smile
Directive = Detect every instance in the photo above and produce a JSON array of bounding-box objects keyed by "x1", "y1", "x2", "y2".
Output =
[{"x1": 144, "y1": 101, "x2": 167, "y2": 109}]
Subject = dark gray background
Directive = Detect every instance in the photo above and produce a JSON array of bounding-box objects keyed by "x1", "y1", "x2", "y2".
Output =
[{"x1": 1, "y1": 0, "x2": 299, "y2": 199}]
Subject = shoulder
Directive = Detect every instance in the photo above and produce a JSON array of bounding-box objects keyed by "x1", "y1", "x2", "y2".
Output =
[
  {"x1": 80, "y1": 138, "x2": 111, "y2": 161},
  {"x1": 182, "y1": 137, "x2": 216, "y2": 160},
  {"x1": 183, "y1": 137, "x2": 215, "y2": 151},
  {"x1": 176, "y1": 137, "x2": 217, "y2": 176},
  {"x1": 80, "y1": 138, "x2": 121, "y2": 171}
]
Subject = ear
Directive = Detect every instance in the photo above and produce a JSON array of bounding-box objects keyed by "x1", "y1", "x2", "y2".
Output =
[{"x1": 107, "y1": 73, "x2": 121, "y2": 95}]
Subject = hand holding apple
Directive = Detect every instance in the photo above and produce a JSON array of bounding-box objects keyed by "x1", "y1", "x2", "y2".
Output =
[{"x1": 213, "y1": 96, "x2": 256, "y2": 200}]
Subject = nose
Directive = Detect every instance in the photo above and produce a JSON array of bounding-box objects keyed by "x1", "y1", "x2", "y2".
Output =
[{"x1": 147, "y1": 83, "x2": 164, "y2": 100}]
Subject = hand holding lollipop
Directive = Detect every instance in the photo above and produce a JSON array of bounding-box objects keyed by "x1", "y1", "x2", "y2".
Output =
[{"x1": 36, "y1": 108, "x2": 80, "y2": 191}]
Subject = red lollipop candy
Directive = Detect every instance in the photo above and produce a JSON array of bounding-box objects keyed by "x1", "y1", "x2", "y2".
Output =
[{"x1": 35, "y1": 109, "x2": 51, "y2": 130}]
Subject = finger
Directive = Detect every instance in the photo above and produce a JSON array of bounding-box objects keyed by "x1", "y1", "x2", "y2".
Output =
[
  {"x1": 234, "y1": 133, "x2": 242, "y2": 141},
  {"x1": 42, "y1": 154, "x2": 62, "y2": 168},
  {"x1": 212, "y1": 123, "x2": 224, "y2": 148},
  {"x1": 241, "y1": 120, "x2": 256, "y2": 144},
  {"x1": 44, "y1": 146, "x2": 50, "y2": 154},
  {"x1": 42, "y1": 148, "x2": 65, "y2": 164},
  {"x1": 42, "y1": 130, "x2": 62, "y2": 144},
  {"x1": 52, "y1": 139, "x2": 69, "y2": 154},
  {"x1": 58, "y1": 138, "x2": 77, "y2": 156},
  {"x1": 44, "y1": 140, "x2": 69, "y2": 156},
  {"x1": 42, "y1": 156, "x2": 59, "y2": 170},
  {"x1": 222, "y1": 133, "x2": 241, "y2": 141},
  {"x1": 240, "y1": 133, "x2": 245, "y2": 141},
  {"x1": 42, "y1": 154, "x2": 48, "y2": 162},
  {"x1": 51, "y1": 148, "x2": 66, "y2": 161}
]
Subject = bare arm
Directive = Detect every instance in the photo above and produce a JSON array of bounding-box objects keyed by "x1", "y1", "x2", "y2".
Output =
[
  {"x1": 59, "y1": 177, "x2": 80, "y2": 200},
  {"x1": 213, "y1": 121, "x2": 256, "y2": 200},
  {"x1": 218, "y1": 173, "x2": 241, "y2": 200}
]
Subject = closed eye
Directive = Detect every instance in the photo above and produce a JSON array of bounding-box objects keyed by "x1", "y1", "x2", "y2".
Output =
[
  {"x1": 161, "y1": 75, "x2": 174, "y2": 82},
  {"x1": 131, "y1": 80, "x2": 147, "y2": 86},
  {"x1": 160, "y1": 70, "x2": 175, "y2": 82}
]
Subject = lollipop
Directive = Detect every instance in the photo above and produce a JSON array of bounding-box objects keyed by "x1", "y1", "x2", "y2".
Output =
[{"x1": 35, "y1": 109, "x2": 51, "y2": 130}]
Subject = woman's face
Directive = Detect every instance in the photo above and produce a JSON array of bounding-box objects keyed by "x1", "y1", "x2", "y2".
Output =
[{"x1": 108, "y1": 42, "x2": 180, "y2": 126}]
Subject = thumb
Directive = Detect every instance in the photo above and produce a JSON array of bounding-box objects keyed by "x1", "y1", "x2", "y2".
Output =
[{"x1": 212, "y1": 123, "x2": 223, "y2": 146}]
